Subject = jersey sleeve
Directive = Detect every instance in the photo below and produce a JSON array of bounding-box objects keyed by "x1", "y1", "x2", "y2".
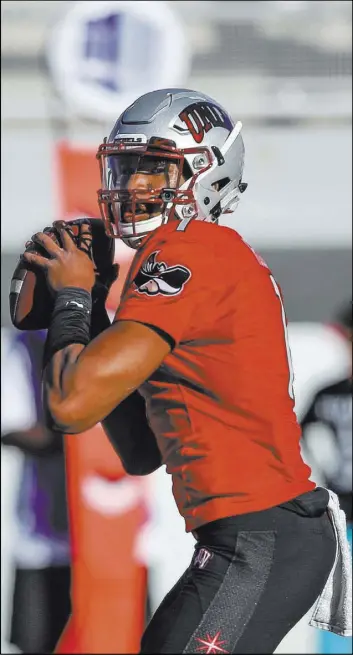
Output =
[{"x1": 115, "y1": 236, "x2": 211, "y2": 347}]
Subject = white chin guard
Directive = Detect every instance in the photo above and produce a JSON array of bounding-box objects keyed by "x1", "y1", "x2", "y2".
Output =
[{"x1": 118, "y1": 213, "x2": 164, "y2": 249}]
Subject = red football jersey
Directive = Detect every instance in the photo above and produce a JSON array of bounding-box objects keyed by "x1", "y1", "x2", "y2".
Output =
[{"x1": 115, "y1": 221, "x2": 314, "y2": 532}]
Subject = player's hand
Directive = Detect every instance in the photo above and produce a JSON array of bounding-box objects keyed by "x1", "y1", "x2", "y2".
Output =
[{"x1": 23, "y1": 221, "x2": 96, "y2": 293}]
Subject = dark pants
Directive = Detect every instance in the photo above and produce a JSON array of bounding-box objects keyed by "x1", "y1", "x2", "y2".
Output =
[
  {"x1": 140, "y1": 489, "x2": 336, "y2": 654},
  {"x1": 10, "y1": 565, "x2": 71, "y2": 654}
]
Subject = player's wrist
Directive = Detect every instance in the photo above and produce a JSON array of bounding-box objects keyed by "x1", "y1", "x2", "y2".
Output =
[
  {"x1": 54, "y1": 287, "x2": 92, "y2": 308},
  {"x1": 43, "y1": 287, "x2": 92, "y2": 368},
  {"x1": 56, "y1": 280, "x2": 94, "y2": 294}
]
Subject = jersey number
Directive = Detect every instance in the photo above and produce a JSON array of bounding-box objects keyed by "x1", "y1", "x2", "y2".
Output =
[
  {"x1": 270, "y1": 275, "x2": 295, "y2": 400},
  {"x1": 176, "y1": 214, "x2": 193, "y2": 232}
]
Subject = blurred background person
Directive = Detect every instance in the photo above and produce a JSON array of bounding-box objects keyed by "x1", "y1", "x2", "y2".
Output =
[
  {"x1": 301, "y1": 300, "x2": 352, "y2": 523},
  {"x1": 1, "y1": 329, "x2": 71, "y2": 654},
  {"x1": 300, "y1": 299, "x2": 352, "y2": 655},
  {"x1": 1, "y1": 1, "x2": 351, "y2": 653}
]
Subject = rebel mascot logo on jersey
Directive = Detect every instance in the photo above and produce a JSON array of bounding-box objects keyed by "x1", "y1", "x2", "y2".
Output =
[{"x1": 133, "y1": 251, "x2": 191, "y2": 296}]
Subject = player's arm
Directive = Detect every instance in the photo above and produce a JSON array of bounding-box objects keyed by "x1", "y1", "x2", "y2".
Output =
[
  {"x1": 102, "y1": 390, "x2": 162, "y2": 475},
  {"x1": 53, "y1": 309, "x2": 164, "y2": 472},
  {"x1": 86, "y1": 278, "x2": 163, "y2": 474},
  {"x1": 41, "y1": 320, "x2": 170, "y2": 434},
  {"x1": 23, "y1": 223, "x2": 206, "y2": 439},
  {"x1": 21, "y1": 225, "x2": 165, "y2": 471}
]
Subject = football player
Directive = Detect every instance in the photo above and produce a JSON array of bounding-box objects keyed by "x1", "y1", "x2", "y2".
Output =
[{"x1": 23, "y1": 89, "x2": 337, "y2": 653}]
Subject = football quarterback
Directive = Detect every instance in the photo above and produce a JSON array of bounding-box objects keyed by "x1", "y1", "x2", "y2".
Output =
[{"x1": 21, "y1": 89, "x2": 340, "y2": 653}]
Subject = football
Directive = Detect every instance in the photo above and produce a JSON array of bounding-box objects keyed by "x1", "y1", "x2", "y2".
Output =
[{"x1": 9, "y1": 218, "x2": 115, "y2": 331}]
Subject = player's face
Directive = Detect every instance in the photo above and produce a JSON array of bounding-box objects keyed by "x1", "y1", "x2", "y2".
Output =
[
  {"x1": 122, "y1": 165, "x2": 183, "y2": 224},
  {"x1": 104, "y1": 154, "x2": 183, "y2": 225}
]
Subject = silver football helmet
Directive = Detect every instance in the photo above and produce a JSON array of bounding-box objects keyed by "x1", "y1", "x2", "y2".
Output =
[{"x1": 96, "y1": 88, "x2": 247, "y2": 249}]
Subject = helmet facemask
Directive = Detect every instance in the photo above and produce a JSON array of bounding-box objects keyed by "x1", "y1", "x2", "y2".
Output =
[{"x1": 98, "y1": 139, "x2": 191, "y2": 248}]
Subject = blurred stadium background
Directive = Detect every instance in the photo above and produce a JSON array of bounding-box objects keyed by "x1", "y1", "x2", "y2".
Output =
[{"x1": 1, "y1": 1, "x2": 352, "y2": 654}]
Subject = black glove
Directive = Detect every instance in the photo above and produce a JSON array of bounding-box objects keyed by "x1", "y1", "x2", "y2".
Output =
[
  {"x1": 58, "y1": 218, "x2": 120, "y2": 338},
  {"x1": 55, "y1": 219, "x2": 119, "y2": 338},
  {"x1": 11, "y1": 217, "x2": 117, "y2": 331}
]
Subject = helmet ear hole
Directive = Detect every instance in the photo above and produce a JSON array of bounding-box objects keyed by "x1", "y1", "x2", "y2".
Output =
[{"x1": 213, "y1": 177, "x2": 230, "y2": 192}]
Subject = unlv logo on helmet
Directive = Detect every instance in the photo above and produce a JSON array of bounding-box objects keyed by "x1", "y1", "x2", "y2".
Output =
[
  {"x1": 173, "y1": 102, "x2": 233, "y2": 144},
  {"x1": 133, "y1": 251, "x2": 191, "y2": 296}
]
